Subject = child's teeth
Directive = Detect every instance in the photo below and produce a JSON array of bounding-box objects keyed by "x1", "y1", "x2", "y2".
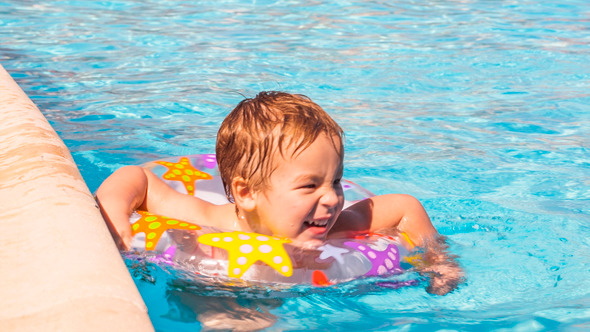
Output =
[{"x1": 307, "y1": 219, "x2": 327, "y2": 226}]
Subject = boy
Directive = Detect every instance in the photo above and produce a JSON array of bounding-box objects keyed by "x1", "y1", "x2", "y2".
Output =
[{"x1": 96, "y1": 91, "x2": 462, "y2": 295}]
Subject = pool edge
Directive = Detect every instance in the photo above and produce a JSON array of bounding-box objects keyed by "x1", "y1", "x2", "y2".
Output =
[{"x1": 0, "y1": 64, "x2": 154, "y2": 331}]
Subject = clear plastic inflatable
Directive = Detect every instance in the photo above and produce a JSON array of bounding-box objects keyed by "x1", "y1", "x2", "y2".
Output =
[{"x1": 129, "y1": 155, "x2": 417, "y2": 286}]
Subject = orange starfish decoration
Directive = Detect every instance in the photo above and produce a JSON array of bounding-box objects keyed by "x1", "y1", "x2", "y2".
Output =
[
  {"x1": 154, "y1": 157, "x2": 212, "y2": 195},
  {"x1": 131, "y1": 211, "x2": 201, "y2": 251}
]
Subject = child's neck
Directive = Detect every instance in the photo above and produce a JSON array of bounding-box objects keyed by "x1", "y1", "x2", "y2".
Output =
[{"x1": 232, "y1": 211, "x2": 252, "y2": 232}]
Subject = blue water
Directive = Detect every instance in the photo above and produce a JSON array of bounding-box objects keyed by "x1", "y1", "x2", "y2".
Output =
[{"x1": 2, "y1": 0, "x2": 589, "y2": 330}]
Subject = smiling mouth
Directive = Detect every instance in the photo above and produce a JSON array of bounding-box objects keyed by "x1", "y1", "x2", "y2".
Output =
[{"x1": 304, "y1": 218, "x2": 330, "y2": 228}]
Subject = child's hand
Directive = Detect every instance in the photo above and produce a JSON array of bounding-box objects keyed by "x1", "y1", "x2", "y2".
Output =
[
  {"x1": 416, "y1": 235, "x2": 465, "y2": 296},
  {"x1": 96, "y1": 166, "x2": 149, "y2": 250},
  {"x1": 96, "y1": 196, "x2": 134, "y2": 250},
  {"x1": 422, "y1": 260, "x2": 464, "y2": 296}
]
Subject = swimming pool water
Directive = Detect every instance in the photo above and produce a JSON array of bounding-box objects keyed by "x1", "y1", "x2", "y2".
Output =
[{"x1": 2, "y1": 0, "x2": 589, "y2": 330}]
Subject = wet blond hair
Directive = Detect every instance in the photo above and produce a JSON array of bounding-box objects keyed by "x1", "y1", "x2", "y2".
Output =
[{"x1": 216, "y1": 91, "x2": 344, "y2": 202}]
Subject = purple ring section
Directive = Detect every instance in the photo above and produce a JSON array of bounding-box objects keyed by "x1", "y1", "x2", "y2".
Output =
[{"x1": 343, "y1": 241, "x2": 403, "y2": 277}]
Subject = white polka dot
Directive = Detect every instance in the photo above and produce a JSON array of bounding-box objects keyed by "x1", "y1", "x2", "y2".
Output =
[
  {"x1": 368, "y1": 251, "x2": 377, "y2": 259},
  {"x1": 239, "y1": 244, "x2": 253, "y2": 254},
  {"x1": 358, "y1": 245, "x2": 366, "y2": 251},
  {"x1": 223, "y1": 237, "x2": 233, "y2": 242},
  {"x1": 377, "y1": 265, "x2": 387, "y2": 275},
  {"x1": 388, "y1": 252, "x2": 396, "y2": 260},
  {"x1": 237, "y1": 257, "x2": 247, "y2": 265},
  {"x1": 258, "y1": 244, "x2": 272, "y2": 253},
  {"x1": 273, "y1": 256, "x2": 283, "y2": 264},
  {"x1": 281, "y1": 266, "x2": 290, "y2": 273},
  {"x1": 212, "y1": 237, "x2": 220, "y2": 242},
  {"x1": 390, "y1": 247, "x2": 397, "y2": 254},
  {"x1": 385, "y1": 258, "x2": 393, "y2": 269},
  {"x1": 233, "y1": 268, "x2": 241, "y2": 275},
  {"x1": 256, "y1": 235, "x2": 269, "y2": 241},
  {"x1": 238, "y1": 234, "x2": 251, "y2": 240}
]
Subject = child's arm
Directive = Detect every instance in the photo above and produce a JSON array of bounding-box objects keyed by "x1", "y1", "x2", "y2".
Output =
[
  {"x1": 95, "y1": 166, "x2": 216, "y2": 250},
  {"x1": 336, "y1": 194, "x2": 436, "y2": 246},
  {"x1": 418, "y1": 235, "x2": 464, "y2": 296},
  {"x1": 95, "y1": 166, "x2": 148, "y2": 250}
]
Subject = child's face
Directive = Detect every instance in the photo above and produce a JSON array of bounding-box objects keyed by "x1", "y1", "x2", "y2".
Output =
[{"x1": 249, "y1": 133, "x2": 344, "y2": 247}]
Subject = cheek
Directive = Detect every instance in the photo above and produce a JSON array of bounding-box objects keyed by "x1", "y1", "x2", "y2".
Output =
[
  {"x1": 268, "y1": 194, "x2": 304, "y2": 219},
  {"x1": 337, "y1": 187, "x2": 345, "y2": 205},
  {"x1": 278, "y1": 199, "x2": 312, "y2": 226},
  {"x1": 285, "y1": 200, "x2": 307, "y2": 217}
]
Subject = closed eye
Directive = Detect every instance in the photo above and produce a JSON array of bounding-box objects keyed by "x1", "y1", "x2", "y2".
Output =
[{"x1": 301, "y1": 183, "x2": 317, "y2": 189}]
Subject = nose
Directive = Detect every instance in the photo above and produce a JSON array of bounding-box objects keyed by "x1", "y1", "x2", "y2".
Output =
[{"x1": 319, "y1": 185, "x2": 342, "y2": 210}]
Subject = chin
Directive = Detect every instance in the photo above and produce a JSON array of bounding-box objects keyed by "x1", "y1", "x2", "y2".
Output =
[{"x1": 292, "y1": 234, "x2": 328, "y2": 249}]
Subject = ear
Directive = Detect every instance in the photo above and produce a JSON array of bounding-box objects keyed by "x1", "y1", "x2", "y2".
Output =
[{"x1": 231, "y1": 176, "x2": 257, "y2": 212}]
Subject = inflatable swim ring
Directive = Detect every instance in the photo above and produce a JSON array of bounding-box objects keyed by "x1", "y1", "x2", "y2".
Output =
[{"x1": 129, "y1": 154, "x2": 419, "y2": 286}]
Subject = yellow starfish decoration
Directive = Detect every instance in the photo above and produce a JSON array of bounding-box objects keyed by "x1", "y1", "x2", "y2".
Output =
[
  {"x1": 131, "y1": 211, "x2": 201, "y2": 251},
  {"x1": 198, "y1": 232, "x2": 293, "y2": 278},
  {"x1": 154, "y1": 157, "x2": 213, "y2": 195}
]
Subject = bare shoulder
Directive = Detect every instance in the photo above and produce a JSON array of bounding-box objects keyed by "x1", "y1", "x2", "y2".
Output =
[
  {"x1": 330, "y1": 199, "x2": 373, "y2": 235},
  {"x1": 147, "y1": 192, "x2": 238, "y2": 230},
  {"x1": 331, "y1": 194, "x2": 436, "y2": 245},
  {"x1": 332, "y1": 194, "x2": 411, "y2": 231},
  {"x1": 142, "y1": 169, "x2": 237, "y2": 229}
]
